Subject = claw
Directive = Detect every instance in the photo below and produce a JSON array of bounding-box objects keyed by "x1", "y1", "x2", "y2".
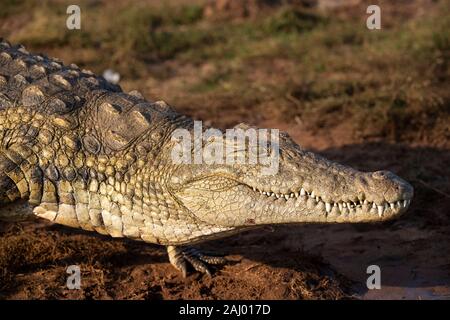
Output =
[
  {"x1": 184, "y1": 254, "x2": 211, "y2": 276},
  {"x1": 167, "y1": 245, "x2": 227, "y2": 277}
]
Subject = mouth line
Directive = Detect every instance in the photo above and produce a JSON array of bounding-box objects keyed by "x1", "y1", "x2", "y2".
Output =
[{"x1": 245, "y1": 184, "x2": 412, "y2": 217}]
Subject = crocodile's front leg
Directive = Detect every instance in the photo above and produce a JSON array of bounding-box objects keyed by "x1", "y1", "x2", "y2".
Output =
[{"x1": 167, "y1": 245, "x2": 227, "y2": 277}]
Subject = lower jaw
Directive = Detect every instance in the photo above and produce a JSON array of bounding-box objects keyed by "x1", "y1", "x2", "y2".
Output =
[
  {"x1": 245, "y1": 187, "x2": 411, "y2": 224},
  {"x1": 249, "y1": 201, "x2": 408, "y2": 225}
]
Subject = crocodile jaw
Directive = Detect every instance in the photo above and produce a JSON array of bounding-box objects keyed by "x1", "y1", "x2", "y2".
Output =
[
  {"x1": 169, "y1": 121, "x2": 413, "y2": 228},
  {"x1": 175, "y1": 176, "x2": 413, "y2": 227}
]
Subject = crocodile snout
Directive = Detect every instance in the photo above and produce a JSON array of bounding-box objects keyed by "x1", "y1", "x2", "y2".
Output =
[{"x1": 371, "y1": 170, "x2": 414, "y2": 202}]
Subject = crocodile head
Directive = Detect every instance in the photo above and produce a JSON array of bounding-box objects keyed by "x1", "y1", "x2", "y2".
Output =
[{"x1": 168, "y1": 123, "x2": 413, "y2": 228}]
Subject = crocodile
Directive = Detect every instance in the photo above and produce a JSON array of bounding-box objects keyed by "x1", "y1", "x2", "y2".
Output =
[{"x1": 0, "y1": 40, "x2": 413, "y2": 276}]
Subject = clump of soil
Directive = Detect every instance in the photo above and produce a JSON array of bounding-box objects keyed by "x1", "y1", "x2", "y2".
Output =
[{"x1": 0, "y1": 216, "x2": 352, "y2": 299}]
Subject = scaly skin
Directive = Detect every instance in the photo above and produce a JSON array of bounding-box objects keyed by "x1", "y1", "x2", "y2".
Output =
[{"x1": 0, "y1": 40, "x2": 413, "y2": 276}]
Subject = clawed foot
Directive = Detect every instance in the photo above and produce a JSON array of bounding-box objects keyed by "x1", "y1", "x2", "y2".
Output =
[{"x1": 167, "y1": 245, "x2": 227, "y2": 277}]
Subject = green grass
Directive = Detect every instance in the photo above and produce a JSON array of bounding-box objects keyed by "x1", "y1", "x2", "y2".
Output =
[
  {"x1": 0, "y1": 0, "x2": 35, "y2": 18},
  {"x1": 263, "y1": 7, "x2": 325, "y2": 34}
]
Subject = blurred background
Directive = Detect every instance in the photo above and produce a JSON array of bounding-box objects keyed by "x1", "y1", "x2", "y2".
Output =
[
  {"x1": 0, "y1": 0, "x2": 449, "y2": 299},
  {"x1": 1, "y1": 0, "x2": 448, "y2": 144}
]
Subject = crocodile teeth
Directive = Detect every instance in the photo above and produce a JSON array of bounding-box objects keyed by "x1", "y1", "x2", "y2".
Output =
[
  {"x1": 250, "y1": 185, "x2": 410, "y2": 217},
  {"x1": 377, "y1": 205, "x2": 384, "y2": 217}
]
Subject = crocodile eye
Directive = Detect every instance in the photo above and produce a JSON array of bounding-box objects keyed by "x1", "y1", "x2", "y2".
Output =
[{"x1": 372, "y1": 170, "x2": 390, "y2": 180}]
